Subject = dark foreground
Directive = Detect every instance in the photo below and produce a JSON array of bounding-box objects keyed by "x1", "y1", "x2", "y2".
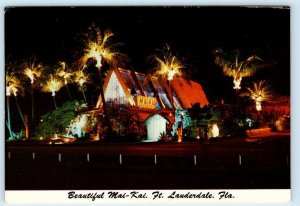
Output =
[{"x1": 6, "y1": 132, "x2": 290, "y2": 190}]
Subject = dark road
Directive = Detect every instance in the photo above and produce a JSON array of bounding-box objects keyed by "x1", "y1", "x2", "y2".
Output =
[{"x1": 6, "y1": 133, "x2": 290, "y2": 190}]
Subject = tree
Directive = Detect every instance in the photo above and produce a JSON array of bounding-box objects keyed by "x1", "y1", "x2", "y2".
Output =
[
  {"x1": 214, "y1": 49, "x2": 263, "y2": 93},
  {"x1": 151, "y1": 44, "x2": 184, "y2": 107},
  {"x1": 6, "y1": 71, "x2": 25, "y2": 140},
  {"x1": 41, "y1": 74, "x2": 64, "y2": 109},
  {"x1": 74, "y1": 68, "x2": 93, "y2": 102},
  {"x1": 240, "y1": 80, "x2": 272, "y2": 111},
  {"x1": 22, "y1": 56, "x2": 43, "y2": 122},
  {"x1": 35, "y1": 100, "x2": 84, "y2": 140},
  {"x1": 56, "y1": 61, "x2": 73, "y2": 100},
  {"x1": 79, "y1": 23, "x2": 127, "y2": 136}
]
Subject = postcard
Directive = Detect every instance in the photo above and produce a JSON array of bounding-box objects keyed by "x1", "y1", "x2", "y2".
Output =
[{"x1": 4, "y1": 6, "x2": 290, "y2": 204}]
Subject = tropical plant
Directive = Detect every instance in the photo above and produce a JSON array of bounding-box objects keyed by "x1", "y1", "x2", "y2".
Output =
[
  {"x1": 6, "y1": 71, "x2": 25, "y2": 140},
  {"x1": 151, "y1": 44, "x2": 184, "y2": 107},
  {"x1": 152, "y1": 44, "x2": 184, "y2": 81},
  {"x1": 159, "y1": 131, "x2": 169, "y2": 142},
  {"x1": 74, "y1": 68, "x2": 93, "y2": 102},
  {"x1": 22, "y1": 56, "x2": 43, "y2": 122},
  {"x1": 214, "y1": 49, "x2": 263, "y2": 92},
  {"x1": 56, "y1": 61, "x2": 73, "y2": 99},
  {"x1": 35, "y1": 100, "x2": 84, "y2": 140},
  {"x1": 241, "y1": 80, "x2": 272, "y2": 111},
  {"x1": 79, "y1": 23, "x2": 127, "y2": 135},
  {"x1": 188, "y1": 104, "x2": 249, "y2": 137}
]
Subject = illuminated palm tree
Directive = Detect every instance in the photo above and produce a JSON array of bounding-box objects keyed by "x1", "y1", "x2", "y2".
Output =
[
  {"x1": 6, "y1": 72, "x2": 25, "y2": 139},
  {"x1": 215, "y1": 49, "x2": 263, "y2": 92},
  {"x1": 22, "y1": 56, "x2": 43, "y2": 121},
  {"x1": 152, "y1": 44, "x2": 184, "y2": 107},
  {"x1": 74, "y1": 68, "x2": 93, "y2": 102},
  {"x1": 41, "y1": 74, "x2": 63, "y2": 109},
  {"x1": 241, "y1": 80, "x2": 271, "y2": 111},
  {"x1": 80, "y1": 24, "x2": 125, "y2": 133},
  {"x1": 56, "y1": 61, "x2": 73, "y2": 99}
]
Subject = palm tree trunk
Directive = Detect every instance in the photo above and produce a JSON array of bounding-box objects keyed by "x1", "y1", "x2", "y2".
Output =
[
  {"x1": 235, "y1": 89, "x2": 240, "y2": 104},
  {"x1": 31, "y1": 86, "x2": 34, "y2": 123},
  {"x1": 14, "y1": 96, "x2": 26, "y2": 128},
  {"x1": 65, "y1": 84, "x2": 72, "y2": 100},
  {"x1": 98, "y1": 71, "x2": 112, "y2": 135},
  {"x1": 52, "y1": 96, "x2": 57, "y2": 109},
  {"x1": 82, "y1": 90, "x2": 87, "y2": 102},
  {"x1": 6, "y1": 96, "x2": 15, "y2": 139}
]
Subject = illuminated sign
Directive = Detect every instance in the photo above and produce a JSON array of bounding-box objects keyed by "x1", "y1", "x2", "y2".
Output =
[{"x1": 136, "y1": 96, "x2": 156, "y2": 109}]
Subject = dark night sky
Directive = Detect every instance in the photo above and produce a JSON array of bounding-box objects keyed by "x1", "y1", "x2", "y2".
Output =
[{"x1": 5, "y1": 7, "x2": 290, "y2": 105}]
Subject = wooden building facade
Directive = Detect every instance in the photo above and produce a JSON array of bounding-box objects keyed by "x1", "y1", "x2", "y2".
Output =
[{"x1": 96, "y1": 68, "x2": 209, "y2": 141}]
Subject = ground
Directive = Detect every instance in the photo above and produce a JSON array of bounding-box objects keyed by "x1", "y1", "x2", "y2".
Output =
[{"x1": 5, "y1": 132, "x2": 290, "y2": 190}]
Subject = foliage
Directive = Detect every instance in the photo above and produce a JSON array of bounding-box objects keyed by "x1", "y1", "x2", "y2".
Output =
[
  {"x1": 79, "y1": 23, "x2": 128, "y2": 69},
  {"x1": 35, "y1": 100, "x2": 84, "y2": 139},
  {"x1": 74, "y1": 69, "x2": 94, "y2": 92},
  {"x1": 214, "y1": 49, "x2": 263, "y2": 90},
  {"x1": 151, "y1": 44, "x2": 184, "y2": 81},
  {"x1": 171, "y1": 109, "x2": 192, "y2": 137},
  {"x1": 21, "y1": 56, "x2": 44, "y2": 88},
  {"x1": 158, "y1": 131, "x2": 169, "y2": 142},
  {"x1": 214, "y1": 49, "x2": 263, "y2": 78},
  {"x1": 261, "y1": 96, "x2": 290, "y2": 128},
  {"x1": 188, "y1": 104, "x2": 251, "y2": 137},
  {"x1": 241, "y1": 80, "x2": 271, "y2": 102},
  {"x1": 108, "y1": 108, "x2": 144, "y2": 137}
]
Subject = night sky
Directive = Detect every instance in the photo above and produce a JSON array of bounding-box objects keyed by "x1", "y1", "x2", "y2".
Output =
[{"x1": 5, "y1": 6, "x2": 290, "y2": 108}]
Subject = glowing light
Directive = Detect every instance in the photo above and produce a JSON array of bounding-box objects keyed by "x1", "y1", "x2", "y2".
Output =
[
  {"x1": 74, "y1": 70, "x2": 91, "y2": 88},
  {"x1": 45, "y1": 75, "x2": 63, "y2": 96},
  {"x1": 6, "y1": 75, "x2": 23, "y2": 97},
  {"x1": 86, "y1": 42, "x2": 103, "y2": 69},
  {"x1": 211, "y1": 124, "x2": 219, "y2": 138},
  {"x1": 83, "y1": 26, "x2": 116, "y2": 70},
  {"x1": 53, "y1": 134, "x2": 59, "y2": 140},
  {"x1": 68, "y1": 115, "x2": 87, "y2": 138},
  {"x1": 23, "y1": 62, "x2": 43, "y2": 84},
  {"x1": 242, "y1": 80, "x2": 271, "y2": 111},
  {"x1": 256, "y1": 101, "x2": 262, "y2": 111},
  {"x1": 6, "y1": 83, "x2": 18, "y2": 96},
  {"x1": 233, "y1": 76, "x2": 242, "y2": 90},
  {"x1": 145, "y1": 114, "x2": 168, "y2": 141},
  {"x1": 215, "y1": 50, "x2": 263, "y2": 90},
  {"x1": 155, "y1": 54, "x2": 184, "y2": 81},
  {"x1": 57, "y1": 61, "x2": 72, "y2": 85}
]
